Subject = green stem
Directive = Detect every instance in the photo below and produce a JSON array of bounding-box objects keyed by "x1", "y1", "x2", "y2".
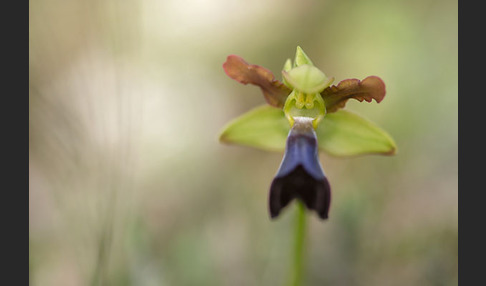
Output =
[{"x1": 289, "y1": 200, "x2": 307, "y2": 286}]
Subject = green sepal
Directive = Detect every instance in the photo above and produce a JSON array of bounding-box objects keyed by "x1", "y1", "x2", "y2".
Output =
[
  {"x1": 294, "y1": 46, "x2": 314, "y2": 67},
  {"x1": 282, "y1": 58, "x2": 293, "y2": 88},
  {"x1": 219, "y1": 105, "x2": 289, "y2": 152},
  {"x1": 283, "y1": 58, "x2": 292, "y2": 72},
  {"x1": 316, "y1": 110, "x2": 397, "y2": 157},
  {"x1": 282, "y1": 65, "x2": 332, "y2": 94},
  {"x1": 219, "y1": 105, "x2": 397, "y2": 157}
]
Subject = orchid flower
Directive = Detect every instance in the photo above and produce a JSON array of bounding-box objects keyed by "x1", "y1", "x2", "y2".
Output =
[{"x1": 220, "y1": 47, "x2": 396, "y2": 220}]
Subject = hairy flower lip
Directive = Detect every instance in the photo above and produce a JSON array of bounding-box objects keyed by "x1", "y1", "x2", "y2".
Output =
[{"x1": 269, "y1": 117, "x2": 331, "y2": 219}]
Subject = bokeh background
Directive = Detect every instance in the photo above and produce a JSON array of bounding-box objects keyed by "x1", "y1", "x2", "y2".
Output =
[{"x1": 29, "y1": 0, "x2": 458, "y2": 285}]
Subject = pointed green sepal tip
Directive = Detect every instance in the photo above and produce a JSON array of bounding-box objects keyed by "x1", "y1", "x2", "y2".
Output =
[
  {"x1": 283, "y1": 58, "x2": 292, "y2": 72},
  {"x1": 282, "y1": 65, "x2": 333, "y2": 94},
  {"x1": 294, "y1": 46, "x2": 314, "y2": 67},
  {"x1": 219, "y1": 105, "x2": 290, "y2": 152},
  {"x1": 316, "y1": 110, "x2": 397, "y2": 157},
  {"x1": 282, "y1": 58, "x2": 293, "y2": 88}
]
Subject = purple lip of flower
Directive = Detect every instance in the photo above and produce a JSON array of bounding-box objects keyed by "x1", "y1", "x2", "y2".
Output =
[{"x1": 269, "y1": 117, "x2": 331, "y2": 220}]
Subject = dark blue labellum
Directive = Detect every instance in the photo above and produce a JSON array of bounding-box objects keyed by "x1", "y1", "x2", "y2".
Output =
[{"x1": 269, "y1": 117, "x2": 331, "y2": 219}]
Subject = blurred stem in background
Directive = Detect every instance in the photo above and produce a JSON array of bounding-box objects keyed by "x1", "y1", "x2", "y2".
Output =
[{"x1": 289, "y1": 201, "x2": 307, "y2": 286}]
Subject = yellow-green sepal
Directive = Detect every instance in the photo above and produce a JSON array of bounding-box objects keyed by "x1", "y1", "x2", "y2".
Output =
[
  {"x1": 316, "y1": 110, "x2": 397, "y2": 157},
  {"x1": 294, "y1": 46, "x2": 314, "y2": 67},
  {"x1": 219, "y1": 105, "x2": 290, "y2": 152},
  {"x1": 218, "y1": 105, "x2": 397, "y2": 157},
  {"x1": 282, "y1": 65, "x2": 333, "y2": 94},
  {"x1": 282, "y1": 58, "x2": 293, "y2": 88}
]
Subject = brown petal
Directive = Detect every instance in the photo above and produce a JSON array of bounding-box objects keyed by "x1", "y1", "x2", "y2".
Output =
[
  {"x1": 321, "y1": 76, "x2": 386, "y2": 113},
  {"x1": 223, "y1": 55, "x2": 292, "y2": 108}
]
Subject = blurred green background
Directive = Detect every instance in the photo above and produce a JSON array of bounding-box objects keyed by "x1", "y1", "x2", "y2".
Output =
[{"x1": 29, "y1": 0, "x2": 457, "y2": 285}]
